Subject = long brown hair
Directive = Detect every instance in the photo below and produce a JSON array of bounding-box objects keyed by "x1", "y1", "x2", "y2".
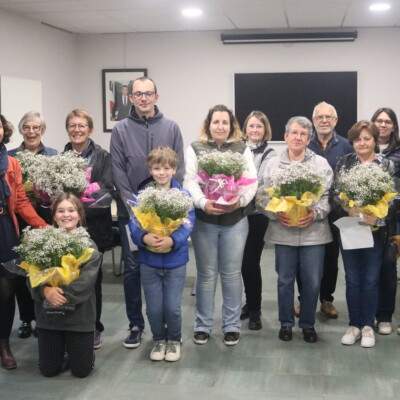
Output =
[{"x1": 51, "y1": 193, "x2": 87, "y2": 228}]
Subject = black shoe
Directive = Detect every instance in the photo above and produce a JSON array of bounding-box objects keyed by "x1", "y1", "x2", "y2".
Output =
[
  {"x1": 248, "y1": 311, "x2": 262, "y2": 330},
  {"x1": 279, "y1": 326, "x2": 292, "y2": 341},
  {"x1": 17, "y1": 321, "x2": 32, "y2": 339},
  {"x1": 302, "y1": 327, "x2": 318, "y2": 343},
  {"x1": 240, "y1": 304, "x2": 250, "y2": 320}
]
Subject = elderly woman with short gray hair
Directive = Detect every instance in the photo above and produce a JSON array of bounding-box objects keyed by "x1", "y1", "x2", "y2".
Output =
[
  {"x1": 8, "y1": 111, "x2": 57, "y2": 157},
  {"x1": 257, "y1": 116, "x2": 333, "y2": 344}
]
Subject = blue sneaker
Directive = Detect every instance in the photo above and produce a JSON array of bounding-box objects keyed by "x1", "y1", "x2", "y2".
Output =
[{"x1": 123, "y1": 327, "x2": 143, "y2": 348}]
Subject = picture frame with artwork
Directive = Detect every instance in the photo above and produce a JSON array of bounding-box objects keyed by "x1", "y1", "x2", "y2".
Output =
[{"x1": 102, "y1": 68, "x2": 147, "y2": 132}]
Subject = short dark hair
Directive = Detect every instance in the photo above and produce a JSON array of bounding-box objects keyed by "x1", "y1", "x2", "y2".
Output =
[
  {"x1": 51, "y1": 193, "x2": 87, "y2": 228},
  {"x1": 348, "y1": 120, "x2": 379, "y2": 145},
  {"x1": 147, "y1": 146, "x2": 178, "y2": 169},
  {"x1": 132, "y1": 77, "x2": 157, "y2": 94},
  {"x1": 0, "y1": 114, "x2": 13, "y2": 144}
]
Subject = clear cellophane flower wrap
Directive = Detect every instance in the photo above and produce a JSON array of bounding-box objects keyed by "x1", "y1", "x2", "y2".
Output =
[
  {"x1": 19, "y1": 248, "x2": 94, "y2": 288},
  {"x1": 265, "y1": 187, "x2": 323, "y2": 226},
  {"x1": 129, "y1": 187, "x2": 194, "y2": 253},
  {"x1": 197, "y1": 171, "x2": 256, "y2": 207}
]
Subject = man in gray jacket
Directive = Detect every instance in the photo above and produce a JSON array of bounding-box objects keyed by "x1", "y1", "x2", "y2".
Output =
[{"x1": 110, "y1": 77, "x2": 184, "y2": 348}]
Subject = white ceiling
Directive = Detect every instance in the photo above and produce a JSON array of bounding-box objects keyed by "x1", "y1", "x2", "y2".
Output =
[{"x1": 0, "y1": 0, "x2": 399, "y2": 34}]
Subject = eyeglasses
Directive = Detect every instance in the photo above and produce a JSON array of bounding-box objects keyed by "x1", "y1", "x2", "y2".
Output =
[
  {"x1": 375, "y1": 119, "x2": 393, "y2": 126},
  {"x1": 67, "y1": 124, "x2": 88, "y2": 130},
  {"x1": 314, "y1": 115, "x2": 336, "y2": 121},
  {"x1": 132, "y1": 91, "x2": 156, "y2": 99},
  {"x1": 22, "y1": 125, "x2": 42, "y2": 133}
]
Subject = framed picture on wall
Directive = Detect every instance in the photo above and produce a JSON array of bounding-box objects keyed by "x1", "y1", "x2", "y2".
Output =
[{"x1": 102, "y1": 68, "x2": 147, "y2": 132}]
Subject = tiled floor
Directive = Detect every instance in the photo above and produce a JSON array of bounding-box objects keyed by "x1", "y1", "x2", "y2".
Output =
[{"x1": 1, "y1": 245, "x2": 400, "y2": 399}]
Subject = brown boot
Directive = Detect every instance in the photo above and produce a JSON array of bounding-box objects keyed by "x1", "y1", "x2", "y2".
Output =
[{"x1": 0, "y1": 338, "x2": 17, "y2": 370}]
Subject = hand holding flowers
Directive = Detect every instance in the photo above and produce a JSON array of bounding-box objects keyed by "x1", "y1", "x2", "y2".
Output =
[
  {"x1": 337, "y1": 163, "x2": 397, "y2": 221},
  {"x1": 129, "y1": 186, "x2": 194, "y2": 253},
  {"x1": 197, "y1": 150, "x2": 256, "y2": 210},
  {"x1": 14, "y1": 226, "x2": 93, "y2": 288},
  {"x1": 265, "y1": 163, "x2": 325, "y2": 226}
]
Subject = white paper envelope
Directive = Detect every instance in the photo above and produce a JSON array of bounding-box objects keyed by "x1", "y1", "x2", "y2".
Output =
[{"x1": 334, "y1": 217, "x2": 374, "y2": 250}]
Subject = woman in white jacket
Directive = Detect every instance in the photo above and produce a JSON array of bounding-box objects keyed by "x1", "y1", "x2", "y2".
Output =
[{"x1": 257, "y1": 116, "x2": 333, "y2": 344}]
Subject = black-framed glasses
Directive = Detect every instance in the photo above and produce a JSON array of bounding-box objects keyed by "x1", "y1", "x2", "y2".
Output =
[
  {"x1": 375, "y1": 119, "x2": 393, "y2": 126},
  {"x1": 132, "y1": 91, "x2": 156, "y2": 99},
  {"x1": 22, "y1": 125, "x2": 42, "y2": 133}
]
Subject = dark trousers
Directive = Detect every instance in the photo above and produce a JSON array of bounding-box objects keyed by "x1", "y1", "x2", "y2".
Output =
[
  {"x1": 241, "y1": 214, "x2": 269, "y2": 312},
  {"x1": 15, "y1": 275, "x2": 35, "y2": 322},
  {"x1": 297, "y1": 218, "x2": 339, "y2": 303},
  {"x1": 376, "y1": 241, "x2": 397, "y2": 322},
  {"x1": 37, "y1": 328, "x2": 94, "y2": 378}
]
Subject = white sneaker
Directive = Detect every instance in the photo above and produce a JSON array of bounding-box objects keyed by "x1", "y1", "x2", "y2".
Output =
[
  {"x1": 378, "y1": 322, "x2": 392, "y2": 335},
  {"x1": 341, "y1": 326, "x2": 361, "y2": 345},
  {"x1": 150, "y1": 341, "x2": 166, "y2": 361},
  {"x1": 361, "y1": 326, "x2": 375, "y2": 348},
  {"x1": 165, "y1": 341, "x2": 181, "y2": 362}
]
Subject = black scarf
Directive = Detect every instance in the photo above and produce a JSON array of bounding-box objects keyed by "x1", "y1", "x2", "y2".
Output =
[{"x1": 0, "y1": 144, "x2": 11, "y2": 205}]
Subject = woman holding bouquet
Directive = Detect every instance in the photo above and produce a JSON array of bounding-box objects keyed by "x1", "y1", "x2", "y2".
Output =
[
  {"x1": 64, "y1": 109, "x2": 114, "y2": 349},
  {"x1": 184, "y1": 104, "x2": 257, "y2": 346},
  {"x1": 240, "y1": 111, "x2": 276, "y2": 330},
  {"x1": 257, "y1": 116, "x2": 333, "y2": 343},
  {"x1": 0, "y1": 114, "x2": 47, "y2": 369},
  {"x1": 371, "y1": 108, "x2": 400, "y2": 335},
  {"x1": 331, "y1": 120, "x2": 397, "y2": 348},
  {"x1": 8, "y1": 111, "x2": 58, "y2": 341},
  {"x1": 29, "y1": 193, "x2": 101, "y2": 377}
]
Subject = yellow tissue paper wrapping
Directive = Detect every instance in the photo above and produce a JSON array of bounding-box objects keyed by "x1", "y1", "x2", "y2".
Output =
[
  {"x1": 132, "y1": 207, "x2": 186, "y2": 253},
  {"x1": 20, "y1": 248, "x2": 94, "y2": 288},
  {"x1": 339, "y1": 192, "x2": 397, "y2": 219},
  {"x1": 265, "y1": 187, "x2": 323, "y2": 227}
]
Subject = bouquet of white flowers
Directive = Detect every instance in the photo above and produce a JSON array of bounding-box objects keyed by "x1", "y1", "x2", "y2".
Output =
[
  {"x1": 265, "y1": 163, "x2": 325, "y2": 226},
  {"x1": 14, "y1": 226, "x2": 93, "y2": 288},
  {"x1": 197, "y1": 150, "x2": 256, "y2": 206},
  {"x1": 129, "y1": 186, "x2": 193, "y2": 252},
  {"x1": 338, "y1": 162, "x2": 396, "y2": 218}
]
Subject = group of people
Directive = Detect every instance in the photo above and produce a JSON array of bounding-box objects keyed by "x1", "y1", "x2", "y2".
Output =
[{"x1": 1, "y1": 75, "x2": 399, "y2": 377}]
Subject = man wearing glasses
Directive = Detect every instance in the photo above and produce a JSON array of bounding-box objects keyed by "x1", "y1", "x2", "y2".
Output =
[
  {"x1": 296, "y1": 101, "x2": 353, "y2": 320},
  {"x1": 110, "y1": 76, "x2": 184, "y2": 349}
]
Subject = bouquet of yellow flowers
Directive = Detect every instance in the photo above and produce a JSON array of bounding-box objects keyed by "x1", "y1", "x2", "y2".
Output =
[
  {"x1": 13, "y1": 226, "x2": 94, "y2": 288},
  {"x1": 264, "y1": 163, "x2": 325, "y2": 226}
]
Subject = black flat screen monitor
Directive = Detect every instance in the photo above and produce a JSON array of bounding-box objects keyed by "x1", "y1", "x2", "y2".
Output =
[{"x1": 234, "y1": 71, "x2": 357, "y2": 141}]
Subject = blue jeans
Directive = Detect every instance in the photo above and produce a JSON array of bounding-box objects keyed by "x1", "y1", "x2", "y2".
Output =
[
  {"x1": 275, "y1": 244, "x2": 325, "y2": 329},
  {"x1": 191, "y1": 218, "x2": 248, "y2": 334},
  {"x1": 119, "y1": 217, "x2": 144, "y2": 330},
  {"x1": 341, "y1": 231, "x2": 384, "y2": 328},
  {"x1": 140, "y1": 264, "x2": 186, "y2": 341}
]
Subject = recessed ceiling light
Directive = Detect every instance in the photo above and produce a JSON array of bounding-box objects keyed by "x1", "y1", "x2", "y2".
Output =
[
  {"x1": 182, "y1": 8, "x2": 202, "y2": 17},
  {"x1": 369, "y1": 3, "x2": 391, "y2": 11}
]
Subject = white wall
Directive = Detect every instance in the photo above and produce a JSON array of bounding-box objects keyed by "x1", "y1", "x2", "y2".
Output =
[
  {"x1": 76, "y1": 28, "x2": 400, "y2": 152},
  {"x1": 1, "y1": 7, "x2": 400, "y2": 154},
  {"x1": 0, "y1": 9, "x2": 77, "y2": 152}
]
